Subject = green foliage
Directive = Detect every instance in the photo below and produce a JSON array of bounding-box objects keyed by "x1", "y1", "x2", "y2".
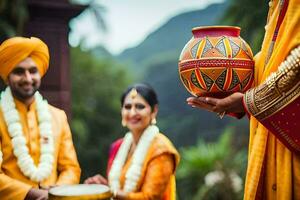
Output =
[
  {"x1": 70, "y1": 0, "x2": 107, "y2": 49},
  {"x1": 178, "y1": 130, "x2": 231, "y2": 177},
  {"x1": 70, "y1": 47, "x2": 131, "y2": 180},
  {"x1": 194, "y1": 179, "x2": 240, "y2": 200},
  {"x1": 220, "y1": 0, "x2": 269, "y2": 53},
  {"x1": 177, "y1": 129, "x2": 247, "y2": 200},
  {"x1": 0, "y1": 0, "x2": 28, "y2": 41}
]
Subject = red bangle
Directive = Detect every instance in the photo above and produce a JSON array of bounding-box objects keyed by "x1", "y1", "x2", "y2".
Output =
[{"x1": 242, "y1": 95, "x2": 250, "y2": 119}]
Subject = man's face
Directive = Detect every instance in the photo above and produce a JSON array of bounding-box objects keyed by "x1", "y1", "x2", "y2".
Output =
[{"x1": 7, "y1": 57, "x2": 41, "y2": 101}]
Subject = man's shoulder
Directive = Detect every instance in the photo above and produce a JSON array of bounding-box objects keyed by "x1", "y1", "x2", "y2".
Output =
[
  {"x1": 48, "y1": 103, "x2": 63, "y2": 112},
  {"x1": 47, "y1": 104, "x2": 67, "y2": 118}
]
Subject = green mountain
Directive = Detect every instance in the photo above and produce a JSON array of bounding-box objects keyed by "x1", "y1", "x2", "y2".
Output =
[{"x1": 118, "y1": 2, "x2": 228, "y2": 68}]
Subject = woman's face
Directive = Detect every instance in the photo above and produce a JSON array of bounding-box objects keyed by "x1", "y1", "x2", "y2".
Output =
[{"x1": 121, "y1": 92, "x2": 157, "y2": 134}]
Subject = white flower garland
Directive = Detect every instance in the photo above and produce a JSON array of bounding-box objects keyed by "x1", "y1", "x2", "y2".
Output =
[
  {"x1": 108, "y1": 125, "x2": 159, "y2": 193},
  {"x1": 0, "y1": 87, "x2": 54, "y2": 182},
  {"x1": 0, "y1": 150, "x2": 2, "y2": 164}
]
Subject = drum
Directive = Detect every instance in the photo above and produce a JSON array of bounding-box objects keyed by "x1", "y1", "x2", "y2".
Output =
[{"x1": 48, "y1": 184, "x2": 112, "y2": 200}]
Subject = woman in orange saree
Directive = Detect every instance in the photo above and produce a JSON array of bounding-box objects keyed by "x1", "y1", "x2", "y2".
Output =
[{"x1": 85, "y1": 83, "x2": 180, "y2": 200}]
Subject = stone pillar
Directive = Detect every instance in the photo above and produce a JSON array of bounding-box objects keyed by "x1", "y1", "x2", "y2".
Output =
[{"x1": 24, "y1": 0, "x2": 86, "y2": 119}]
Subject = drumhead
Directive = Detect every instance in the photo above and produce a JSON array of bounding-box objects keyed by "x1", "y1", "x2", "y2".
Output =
[{"x1": 49, "y1": 184, "x2": 112, "y2": 200}]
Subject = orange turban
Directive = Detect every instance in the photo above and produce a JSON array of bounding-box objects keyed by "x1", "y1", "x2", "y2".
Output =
[{"x1": 0, "y1": 37, "x2": 49, "y2": 82}]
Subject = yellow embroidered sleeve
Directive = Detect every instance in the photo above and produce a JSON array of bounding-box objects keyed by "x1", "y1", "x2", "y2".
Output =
[
  {"x1": 244, "y1": 45, "x2": 300, "y2": 120},
  {"x1": 126, "y1": 154, "x2": 175, "y2": 200}
]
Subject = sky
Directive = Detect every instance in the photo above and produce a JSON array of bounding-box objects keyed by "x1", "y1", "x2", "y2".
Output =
[{"x1": 69, "y1": 0, "x2": 224, "y2": 55}]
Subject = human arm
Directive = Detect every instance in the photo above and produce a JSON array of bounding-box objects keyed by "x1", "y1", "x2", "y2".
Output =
[
  {"x1": 0, "y1": 142, "x2": 33, "y2": 199},
  {"x1": 243, "y1": 46, "x2": 300, "y2": 118},
  {"x1": 186, "y1": 92, "x2": 245, "y2": 118},
  {"x1": 0, "y1": 172, "x2": 36, "y2": 200},
  {"x1": 55, "y1": 112, "x2": 81, "y2": 185},
  {"x1": 244, "y1": 45, "x2": 300, "y2": 152},
  {"x1": 115, "y1": 153, "x2": 175, "y2": 200}
]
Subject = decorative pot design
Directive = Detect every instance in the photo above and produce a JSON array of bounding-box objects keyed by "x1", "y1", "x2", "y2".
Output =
[{"x1": 178, "y1": 26, "x2": 254, "y2": 97}]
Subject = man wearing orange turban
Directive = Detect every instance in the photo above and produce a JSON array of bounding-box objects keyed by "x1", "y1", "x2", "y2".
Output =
[{"x1": 0, "y1": 37, "x2": 81, "y2": 200}]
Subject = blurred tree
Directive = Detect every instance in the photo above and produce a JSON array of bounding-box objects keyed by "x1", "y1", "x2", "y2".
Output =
[
  {"x1": 70, "y1": 47, "x2": 131, "y2": 180},
  {"x1": 0, "y1": 0, "x2": 107, "y2": 43},
  {"x1": 177, "y1": 128, "x2": 247, "y2": 200},
  {"x1": 221, "y1": 0, "x2": 269, "y2": 53},
  {"x1": 0, "y1": 0, "x2": 26, "y2": 98},
  {"x1": 70, "y1": 0, "x2": 106, "y2": 29},
  {"x1": 69, "y1": 0, "x2": 107, "y2": 49},
  {"x1": 0, "y1": 0, "x2": 28, "y2": 42}
]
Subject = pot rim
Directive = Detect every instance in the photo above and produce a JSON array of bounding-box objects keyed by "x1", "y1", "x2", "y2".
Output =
[{"x1": 192, "y1": 25, "x2": 241, "y2": 32}]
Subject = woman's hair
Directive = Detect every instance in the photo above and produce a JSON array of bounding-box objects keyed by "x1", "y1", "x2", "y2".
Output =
[{"x1": 121, "y1": 83, "x2": 159, "y2": 110}]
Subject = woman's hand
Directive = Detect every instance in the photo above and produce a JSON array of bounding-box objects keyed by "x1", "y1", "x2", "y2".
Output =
[
  {"x1": 84, "y1": 174, "x2": 108, "y2": 185},
  {"x1": 186, "y1": 92, "x2": 245, "y2": 116}
]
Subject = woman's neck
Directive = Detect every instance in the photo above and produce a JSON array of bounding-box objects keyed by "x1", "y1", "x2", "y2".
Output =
[
  {"x1": 130, "y1": 125, "x2": 152, "y2": 146},
  {"x1": 131, "y1": 130, "x2": 142, "y2": 145}
]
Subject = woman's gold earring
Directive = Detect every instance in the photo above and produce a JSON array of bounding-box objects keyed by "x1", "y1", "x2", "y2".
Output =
[
  {"x1": 122, "y1": 119, "x2": 127, "y2": 127},
  {"x1": 151, "y1": 118, "x2": 157, "y2": 125}
]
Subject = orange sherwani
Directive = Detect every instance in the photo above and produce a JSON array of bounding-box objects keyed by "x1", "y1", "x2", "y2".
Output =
[
  {"x1": 0, "y1": 98, "x2": 81, "y2": 200},
  {"x1": 109, "y1": 133, "x2": 180, "y2": 200},
  {"x1": 243, "y1": 0, "x2": 300, "y2": 199}
]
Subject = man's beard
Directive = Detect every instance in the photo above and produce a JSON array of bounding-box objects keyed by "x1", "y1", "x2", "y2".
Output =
[{"x1": 10, "y1": 83, "x2": 39, "y2": 102}]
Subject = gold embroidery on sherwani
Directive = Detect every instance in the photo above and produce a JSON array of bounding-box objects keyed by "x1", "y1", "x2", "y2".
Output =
[{"x1": 245, "y1": 45, "x2": 300, "y2": 120}]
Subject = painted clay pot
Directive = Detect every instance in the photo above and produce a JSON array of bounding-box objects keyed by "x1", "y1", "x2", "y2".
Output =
[{"x1": 178, "y1": 26, "x2": 254, "y2": 97}]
